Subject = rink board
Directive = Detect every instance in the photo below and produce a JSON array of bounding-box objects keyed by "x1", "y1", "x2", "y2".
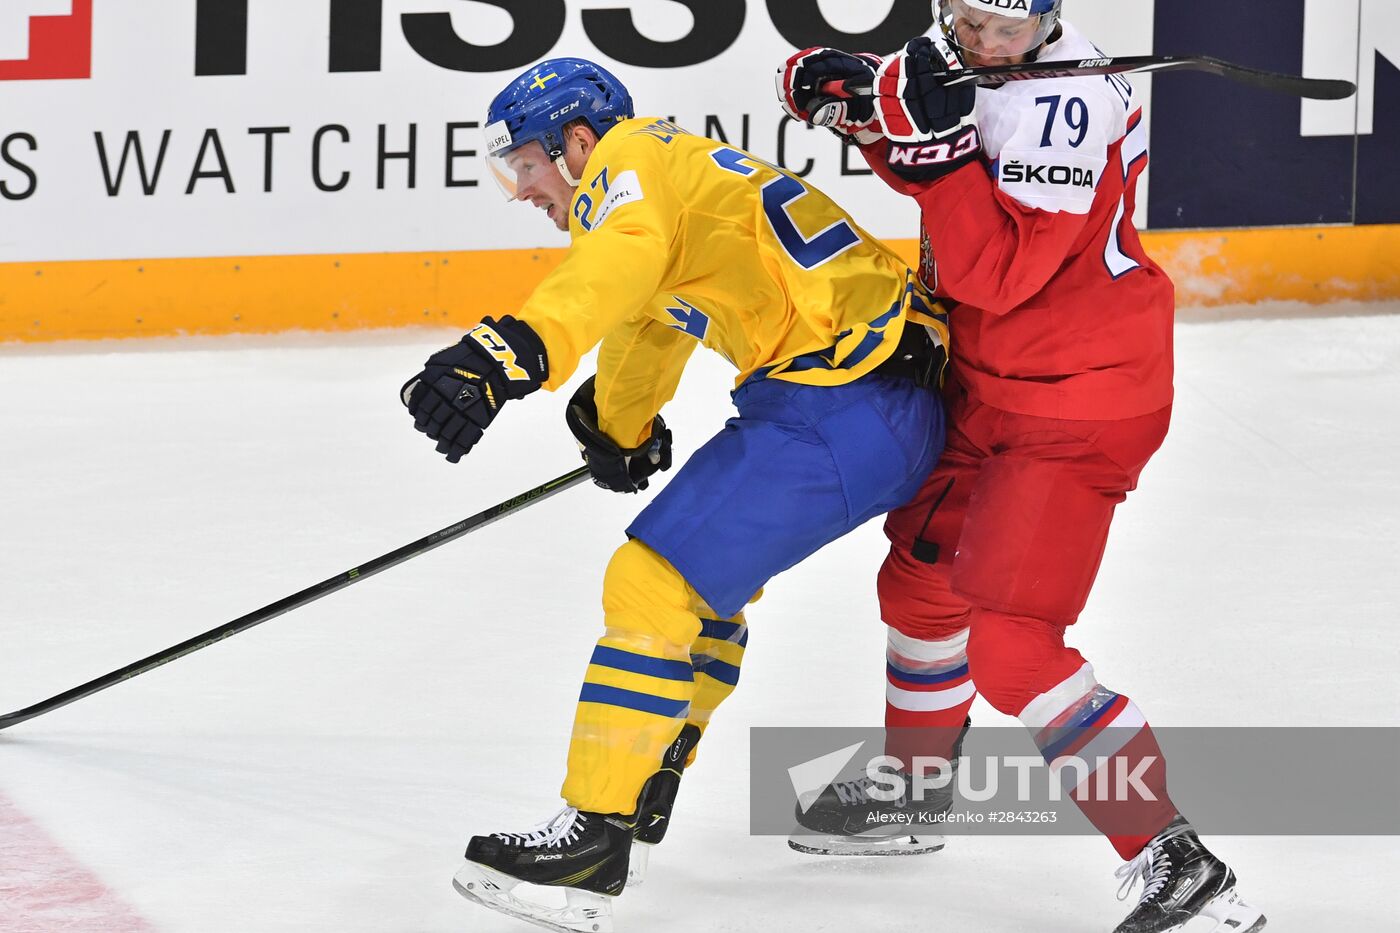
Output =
[{"x1": 2, "y1": 224, "x2": 1398, "y2": 343}]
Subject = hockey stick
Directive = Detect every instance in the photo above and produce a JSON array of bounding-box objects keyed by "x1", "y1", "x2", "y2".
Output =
[
  {"x1": 0, "y1": 466, "x2": 592, "y2": 732},
  {"x1": 840, "y1": 54, "x2": 1356, "y2": 100},
  {"x1": 955, "y1": 54, "x2": 1355, "y2": 99}
]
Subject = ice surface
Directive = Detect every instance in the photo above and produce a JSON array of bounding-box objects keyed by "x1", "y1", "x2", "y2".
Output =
[{"x1": 2, "y1": 308, "x2": 1398, "y2": 932}]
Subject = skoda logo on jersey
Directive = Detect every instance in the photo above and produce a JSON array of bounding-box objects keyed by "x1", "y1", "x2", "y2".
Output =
[{"x1": 1000, "y1": 161, "x2": 1096, "y2": 188}]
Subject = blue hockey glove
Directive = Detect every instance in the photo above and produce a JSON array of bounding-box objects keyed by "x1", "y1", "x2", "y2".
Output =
[
  {"x1": 401, "y1": 316, "x2": 547, "y2": 463},
  {"x1": 565, "y1": 376, "x2": 672, "y2": 493}
]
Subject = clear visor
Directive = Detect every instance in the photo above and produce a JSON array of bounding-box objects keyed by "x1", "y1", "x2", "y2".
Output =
[
  {"x1": 486, "y1": 141, "x2": 561, "y2": 202},
  {"x1": 936, "y1": 0, "x2": 1056, "y2": 62},
  {"x1": 483, "y1": 121, "x2": 561, "y2": 201}
]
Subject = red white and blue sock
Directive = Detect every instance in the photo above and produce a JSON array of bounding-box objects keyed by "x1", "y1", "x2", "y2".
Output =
[
  {"x1": 884, "y1": 625, "x2": 976, "y2": 765},
  {"x1": 1019, "y1": 662, "x2": 1178, "y2": 858}
]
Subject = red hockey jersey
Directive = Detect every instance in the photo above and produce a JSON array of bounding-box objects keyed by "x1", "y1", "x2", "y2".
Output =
[{"x1": 863, "y1": 21, "x2": 1174, "y2": 420}]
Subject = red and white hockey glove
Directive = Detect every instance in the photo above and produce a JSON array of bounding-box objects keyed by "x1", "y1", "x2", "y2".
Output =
[
  {"x1": 776, "y1": 47, "x2": 886, "y2": 144},
  {"x1": 873, "y1": 36, "x2": 982, "y2": 183}
]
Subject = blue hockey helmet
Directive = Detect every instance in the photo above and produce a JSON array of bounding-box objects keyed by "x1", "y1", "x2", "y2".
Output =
[
  {"x1": 484, "y1": 58, "x2": 634, "y2": 198},
  {"x1": 935, "y1": 0, "x2": 1062, "y2": 62}
]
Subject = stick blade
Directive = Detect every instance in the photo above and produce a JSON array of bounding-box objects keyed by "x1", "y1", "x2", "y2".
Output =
[
  {"x1": 943, "y1": 55, "x2": 1358, "y2": 102},
  {"x1": 1189, "y1": 56, "x2": 1357, "y2": 101}
]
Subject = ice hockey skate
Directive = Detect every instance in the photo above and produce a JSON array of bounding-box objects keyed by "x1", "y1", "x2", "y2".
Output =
[
  {"x1": 790, "y1": 722, "x2": 964, "y2": 856},
  {"x1": 1113, "y1": 817, "x2": 1267, "y2": 933},
  {"x1": 627, "y1": 724, "x2": 702, "y2": 886},
  {"x1": 452, "y1": 806, "x2": 633, "y2": 933},
  {"x1": 787, "y1": 766, "x2": 952, "y2": 856}
]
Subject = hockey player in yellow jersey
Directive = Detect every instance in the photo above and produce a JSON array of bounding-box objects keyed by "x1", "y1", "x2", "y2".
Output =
[{"x1": 399, "y1": 58, "x2": 949, "y2": 933}]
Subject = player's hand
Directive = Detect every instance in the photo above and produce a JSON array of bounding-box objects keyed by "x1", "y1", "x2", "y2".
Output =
[
  {"x1": 565, "y1": 376, "x2": 673, "y2": 493},
  {"x1": 777, "y1": 47, "x2": 885, "y2": 144},
  {"x1": 401, "y1": 316, "x2": 547, "y2": 463},
  {"x1": 872, "y1": 36, "x2": 982, "y2": 182},
  {"x1": 875, "y1": 36, "x2": 979, "y2": 142}
]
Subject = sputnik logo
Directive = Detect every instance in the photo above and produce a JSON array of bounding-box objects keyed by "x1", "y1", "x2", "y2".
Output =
[
  {"x1": 0, "y1": 0, "x2": 92, "y2": 81},
  {"x1": 788, "y1": 741, "x2": 867, "y2": 814}
]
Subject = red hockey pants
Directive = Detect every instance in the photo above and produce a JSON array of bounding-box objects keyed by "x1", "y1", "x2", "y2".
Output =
[{"x1": 879, "y1": 385, "x2": 1172, "y2": 715}]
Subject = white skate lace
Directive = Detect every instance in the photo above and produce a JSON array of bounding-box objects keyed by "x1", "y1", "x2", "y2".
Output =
[
  {"x1": 831, "y1": 772, "x2": 918, "y2": 807},
  {"x1": 833, "y1": 777, "x2": 876, "y2": 806},
  {"x1": 493, "y1": 807, "x2": 588, "y2": 849},
  {"x1": 1115, "y1": 822, "x2": 1193, "y2": 905}
]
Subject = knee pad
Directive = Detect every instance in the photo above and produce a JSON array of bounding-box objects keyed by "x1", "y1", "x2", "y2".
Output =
[
  {"x1": 877, "y1": 545, "x2": 971, "y2": 642},
  {"x1": 965, "y1": 611, "x2": 1087, "y2": 715},
  {"x1": 690, "y1": 612, "x2": 747, "y2": 728},
  {"x1": 951, "y1": 457, "x2": 1116, "y2": 625},
  {"x1": 602, "y1": 539, "x2": 702, "y2": 650}
]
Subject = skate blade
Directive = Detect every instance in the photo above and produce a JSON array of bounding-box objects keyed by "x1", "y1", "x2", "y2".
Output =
[
  {"x1": 626, "y1": 842, "x2": 651, "y2": 888},
  {"x1": 452, "y1": 862, "x2": 614, "y2": 933},
  {"x1": 787, "y1": 831, "x2": 946, "y2": 857},
  {"x1": 1195, "y1": 887, "x2": 1266, "y2": 933}
]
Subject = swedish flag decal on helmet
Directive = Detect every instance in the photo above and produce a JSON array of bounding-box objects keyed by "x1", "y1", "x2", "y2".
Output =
[{"x1": 485, "y1": 58, "x2": 635, "y2": 161}]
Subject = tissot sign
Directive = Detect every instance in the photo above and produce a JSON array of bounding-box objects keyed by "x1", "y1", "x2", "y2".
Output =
[
  {"x1": 0, "y1": 0, "x2": 1387, "y2": 264},
  {"x1": 0, "y1": 0, "x2": 92, "y2": 81},
  {"x1": 4, "y1": 0, "x2": 935, "y2": 81},
  {"x1": 188, "y1": 0, "x2": 933, "y2": 75}
]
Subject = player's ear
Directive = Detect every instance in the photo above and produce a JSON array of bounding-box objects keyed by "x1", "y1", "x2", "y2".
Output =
[{"x1": 570, "y1": 122, "x2": 600, "y2": 161}]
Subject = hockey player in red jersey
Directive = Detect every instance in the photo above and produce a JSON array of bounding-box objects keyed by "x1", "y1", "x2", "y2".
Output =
[{"x1": 778, "y1": 3, "x2": 1266, "y2": 932}]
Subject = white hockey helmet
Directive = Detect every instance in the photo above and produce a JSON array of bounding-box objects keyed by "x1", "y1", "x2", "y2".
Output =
[{"x1": 934, "y1": 0, "x2": 1063, "y2": 63}]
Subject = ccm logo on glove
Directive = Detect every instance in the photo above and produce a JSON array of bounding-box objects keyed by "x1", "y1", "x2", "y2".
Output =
[
  {"x1": 467, "y1": 324, "x2": 535, "y2": 383},
  {"x1": 401, "y1": 315, "x2": 547, "y2": 463},
  {"x1": 888, "y1": 127, "x2": 981, "y2": 167}
]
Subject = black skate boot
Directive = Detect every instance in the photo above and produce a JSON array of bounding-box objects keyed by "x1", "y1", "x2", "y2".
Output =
[
  {"x1": 787, "y1": 766, "x2": 951, "y2": 856},
  {"x1": 788, "y1": 720, "x2": 965, "y2": 856},
  {"x1": 627, "y1": 723, "x2": 702, "y2": 885},
  {"x1": 452, "y1": 806, "x2": 633, "y2": 933},
  {"x1": 1114, "y1": 817, "x2": 1267, "y2": 933}
]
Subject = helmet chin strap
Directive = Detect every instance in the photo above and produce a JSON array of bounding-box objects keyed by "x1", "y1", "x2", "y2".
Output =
[{"x1": 553, "y1": 152, "x2": 583, "y2": 188}]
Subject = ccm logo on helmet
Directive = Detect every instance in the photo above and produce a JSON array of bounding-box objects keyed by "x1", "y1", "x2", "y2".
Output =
[
  {"x1": 1000, "y1": 161, "x2": 1097, "y2": 187},
  {"x1": 549, "y1": 101, "x2": 581, "y2": 120}
]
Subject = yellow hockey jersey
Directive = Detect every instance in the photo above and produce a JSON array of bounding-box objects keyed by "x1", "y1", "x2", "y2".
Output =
[{"x1": 515, "y1": 116, "x2": 948, "y2": 447}]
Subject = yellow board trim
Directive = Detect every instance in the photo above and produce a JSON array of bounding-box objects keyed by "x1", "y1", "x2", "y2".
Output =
[
  {"x1": 0, "y1": 250, "x2": 568, "y2": 343},
  {"x1": 887, "y1": 224, "x2": 1400, "y2": 309},
  {"x1": 2, "y1": 225, "x2": 1397, "y2": 343}
]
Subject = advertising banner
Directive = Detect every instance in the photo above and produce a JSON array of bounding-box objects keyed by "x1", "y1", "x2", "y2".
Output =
[
  {"x1": 2, "y1": 0, "x2": 1156, "y2": 262},
  {"x1": 0, "y1": 1, "x2": 1393, "y2": 338}
]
